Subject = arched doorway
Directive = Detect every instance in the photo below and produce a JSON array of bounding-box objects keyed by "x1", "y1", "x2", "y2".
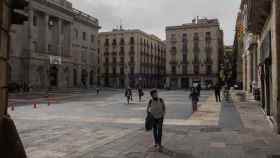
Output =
[
  {"x1": 64, "y1": 67, "x2": 70, "y2": 88},
  {"x1": 36, "y1": 66, "x2": 45, "y2": 88},
  {"x1": 73, "y1": 69, "x2": 77, "y2": 86},
  {"x1": 81, "y1": 69, "x2": 88, "y2": 88},
  {"x1": 89, "y1": 70, "x2": 94, "y2": 86},
  {"x1": 8, "y1": 64, "x2": 12, "y2": 83},
  {"x1": 49, "y1": 66, "x2": 58, "y2": 87}
]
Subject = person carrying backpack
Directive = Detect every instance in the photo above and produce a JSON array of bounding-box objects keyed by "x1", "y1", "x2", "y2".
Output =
[{"x1": 146, "y1": 89, "x2": 166, "y2": 152}]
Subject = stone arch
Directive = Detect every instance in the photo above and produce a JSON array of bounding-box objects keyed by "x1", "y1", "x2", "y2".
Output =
[
  {"x1": 81, "y1": 69, "x2": 88, "y2": 88},
  {"x1": 64, "y1": 67, "x2": 70, "y2": 88},
  {"x1": 49, "y1": 66, "x2": 58, "y2": 87},
  {"x1": 89, "y1": 70, "x2": 94, "y2": 86},
  {"x1": 36, "y1": 66, "x2": 45, "y2": 88},
  {"x1": 73, "y1": 68, "x2": 77, "y2": 86}
]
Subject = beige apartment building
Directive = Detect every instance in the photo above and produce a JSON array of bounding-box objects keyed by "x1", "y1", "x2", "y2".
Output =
[
  {"x1": 165, "y1": 17, "x2": 224, "y2": 89},
  {"x1": 97, "y1": 29, "x2": 166, "y2": 88},
  {"x1": 9, "y1": 0, "x2": 100, "y2": 91}
]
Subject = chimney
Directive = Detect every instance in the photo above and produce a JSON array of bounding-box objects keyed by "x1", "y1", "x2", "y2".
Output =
[{"x1": 192, "y1": 18, "x2": 196, "y2": 24}]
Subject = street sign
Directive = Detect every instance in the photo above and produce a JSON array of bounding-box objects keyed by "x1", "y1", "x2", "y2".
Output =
[{"x1": 49, "y1": 55, "x2": 62, "y2": 65}]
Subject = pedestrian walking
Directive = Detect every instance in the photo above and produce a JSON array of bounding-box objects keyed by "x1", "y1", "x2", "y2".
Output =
[
  {"x1": 190, "y1": 87, "x2": 199, "y2": 112},
  {"x1": 146, "y1": 89, "x2": 166, "y2": 152},
  {"x1": 214, "y1": 83, "x2": 221, "y2": 102},
  {"x1": 125, "y1": 87, "x2": 132, "y2": 104},
  {"x1": 96, "y1": 87, "x2": 100, "y2": 95},
  {"x1": 138, "y1": 87, "x2": 144, "y2": 102}
]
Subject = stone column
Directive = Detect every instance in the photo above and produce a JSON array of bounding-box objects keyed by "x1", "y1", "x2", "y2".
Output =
[
  {"x1": 58, "y1": 18, "x2": 62, "y2": 57},
  {"x1": 272, "y1": 0, "x2": 280, "y2": 133},
  {"x1": 69, "y1": 22, "x2": 73, "y2": 57},
  {"x1": 28, "y1": 9, "x2": 34, "y2": 52},
  {"x1": 44, "y1": 14, "x2": 49, "y2": 53}
]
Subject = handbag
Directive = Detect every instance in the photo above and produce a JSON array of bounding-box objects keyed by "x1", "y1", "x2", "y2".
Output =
[{"x1": 145, "y1": 112, "x2": 154, "y2": 131}]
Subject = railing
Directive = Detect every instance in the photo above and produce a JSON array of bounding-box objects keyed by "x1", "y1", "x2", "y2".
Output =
[{"x1": 73, "y1": 8, "x2": 98, "y2": 24}]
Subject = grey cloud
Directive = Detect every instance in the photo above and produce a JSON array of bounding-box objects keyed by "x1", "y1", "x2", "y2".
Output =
[{"x1": 69, "y1": 0, "x2": 241, "y2": 45}]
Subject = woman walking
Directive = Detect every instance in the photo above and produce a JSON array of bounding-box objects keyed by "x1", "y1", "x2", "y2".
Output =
[{"x1": 146, "y1": 89, "x2": 166, "y2": 152}]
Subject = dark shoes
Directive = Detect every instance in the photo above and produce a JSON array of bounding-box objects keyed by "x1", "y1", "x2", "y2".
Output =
[{"x1": 154, "y1": 144, "x2": 163, "y2": 152}]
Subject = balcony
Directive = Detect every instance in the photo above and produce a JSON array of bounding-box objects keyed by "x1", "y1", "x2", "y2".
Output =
[
  {"x1": 112, "y1": 52, "x2": 117, "y2": 56},
  {"x1": 118, "y1": 51, "x2": 124, "y2": 56},
  {"x1": 170, "y1": 38, "x2": 177, "y2": 44},
  {"x1": 129, "y1": 51, "x2": 135, "y2": 56},
  {"x1": 104, "y1": 52, "x2": 109, "y2": 56},
  {"x1": 129, "y1": 61, "x2": 135, "y2": 65},
  {"x1": 169, "y1": 60, "x2": 178, "y2": 65}
]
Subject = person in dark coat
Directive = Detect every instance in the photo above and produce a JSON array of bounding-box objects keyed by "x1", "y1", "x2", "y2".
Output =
[
  {"x1": 190, "y1": 87, "x2": 199, "y2": 112},
  {"x1": 214, "y1": 83, "x2": 221, "y2": 102},
  {"x1": 125, "y1": 87, "x2": 132, "y2": 104},
  {"x1": 138, "y1": 87, "x2": 144, "y2": 102}
]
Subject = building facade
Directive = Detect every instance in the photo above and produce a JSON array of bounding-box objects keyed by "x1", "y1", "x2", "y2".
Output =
[
  {"x1": 97, "y1": 29, "x2": 166, "y2": 89},
  {"x1": 9, "y1": 0, "x2": 100, "y2": 91},
  {"x1": 165, "y1": 18, "x2": 224, "y2": 89},
  {"x1": 234, "y1": 0, "x2": 280, "y2": 133}
]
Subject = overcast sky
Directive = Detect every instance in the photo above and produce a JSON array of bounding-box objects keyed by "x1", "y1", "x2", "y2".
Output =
[{"x1": 69, "y1": 0, "x2": 241, "y2": 45}]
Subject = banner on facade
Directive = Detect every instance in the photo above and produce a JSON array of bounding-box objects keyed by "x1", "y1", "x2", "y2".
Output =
[{"x1": 49, "y1": 55, "x2": 62, "y2": 65}]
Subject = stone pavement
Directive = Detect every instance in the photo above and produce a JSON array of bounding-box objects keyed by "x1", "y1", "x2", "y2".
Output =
[
  {"x1": 76, "y1": 91, "x2": 280, "y2": 158},
  {"x1": 9, "y1": 90, "x2": 280, "y2": 158}
]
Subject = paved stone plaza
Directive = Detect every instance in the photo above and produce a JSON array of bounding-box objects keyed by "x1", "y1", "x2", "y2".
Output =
[{"x1": 8, "y1": 90, "x2": 280, "y2": 158}]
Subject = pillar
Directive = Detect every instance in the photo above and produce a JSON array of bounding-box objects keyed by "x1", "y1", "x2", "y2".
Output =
[
  {"x1": 272, "y1": 0, "x2": 280, "y2": 133},
  {"x1": 44, "y1": 14, "x2": 49, "y2": 53},
  {"x1": 58, "y1": 18, "x2": 62, "y2": 56}
]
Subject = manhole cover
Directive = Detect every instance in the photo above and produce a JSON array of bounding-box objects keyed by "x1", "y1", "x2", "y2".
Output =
[
  {"x1": 200, "y1": 127, "x2": 221, "y2": 133},
  {"x1": 125, "y1": 152, "x2": 147, "y2": 158}
]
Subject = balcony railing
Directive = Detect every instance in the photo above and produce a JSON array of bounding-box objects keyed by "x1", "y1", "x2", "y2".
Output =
[{"x1": 169, "y1": 60, "x2": 178, "y2": 65}]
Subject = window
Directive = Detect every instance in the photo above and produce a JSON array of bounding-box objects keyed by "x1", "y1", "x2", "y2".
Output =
[
  {"x1": 194, "y1": 33, "x2": 199, "y2": 40},
  {"x1": 120, "y1": 67, "x2": 124, "y2": 74},
  {"x1": 105, "y1": 67, "x2": 109, "y2": 74},
  {"x1": 105, "y1": 39, "x2": 109, "y2": 46},
  {"x1": 33, "y1": 41, "x2": 37, "y2": 52},
  {"x1": 112, "y1": 39, "x2": 117, "y2": 46},
  {"x1": 113, "y1": 57, "x2": 117, "y2": 64},
  {"x1": 48, "y1": 44, "x2": 52, "y2": 52},
  {"x1": 74, "y1": 29, "x2": 78, "y2": 40},
  {"x1": 33, "y1": 15, "x2": 37, "y2": 26},
  {"x1": 120, "y1": 57, "x2": 124, "y2": 63},
  {"x1": 206, "y1": 65, "x2": 212, "y2": 74},
  {"x1": 194, "y1": 65, "x2": 199, "y2": 74},
  {"x1": 130, "y1": 67, "x2": 134, "y2": 74},
  {"x1": 130, "y1": 46, "x2": 134, "y2": 53},
  {"x1": 182, "y1": 54, "x2": 187, "y2": 63},
  {"x1": 172, "y1": 66, "x2": 176, "y2": 75},
  {"x1": 113, "y1": 67, "x2": 116, "y2": 74},
  {"x1": 91, "y1": 34, "x2": 95, "y2": 43},
  {"x1": 182, "y1": 33, "x2": 187, "y2": 42},
  {"x1": 130, "y1": 37, "x2": 134, "y2": 44},
  {"x1": 130, "y1": 56, "x2": 134, "y2": 63},
  {"x1": 83, "y1": 32, "x2": 87, "y2": 41},
  {"x1": 120, "y1": 38, "x2": 125, "y2": 45},
  {"x1": 183, "y1": 65, "x2": 188, "y2": 74}
]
